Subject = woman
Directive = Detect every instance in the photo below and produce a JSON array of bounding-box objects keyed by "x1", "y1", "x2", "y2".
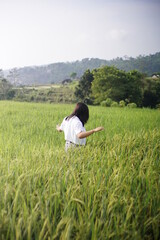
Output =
[{"x1": 56, "y1": 102, "x2": 104, "y2": 151}]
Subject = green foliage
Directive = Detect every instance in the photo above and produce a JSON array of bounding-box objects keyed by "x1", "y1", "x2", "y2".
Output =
[
  {"x1": 7, "y1": 89, "x2": 16, "y2": 99},
  {"x1": 70, "y1": 72, "x2": 77, "y2": 79},
  {"x1": 105, "y1": 98, "x2": 113, "y2": 106},
  {"x1": 101, "y1": 100, "x2": 107, "y2": 107},
  {"x1": 13, "y1": 84, "x2": 76, "y2": 103},
  {"x1": 119, "y1": 100, "x2": 126, "y2": 107},
  {"x1": 0, "y1": 78, "x2": 14, "y2": 100},
  {"x1": 127, "y1": 103, "x2": 137, "y2": 108},
  {"x1": 126, "y1": 70, "x2": 143, "y2": 105},
  {"x1": 156, "y1": 103, "x2": 160, "y2": 109},
  {"x1": 111, "y1": 101, "x2": 119, "y2": 107},
  {"x1": 142, "y1": 78, "x2": 160, "y2": 108},
  {"x1": 2, "y1": 61, "x2": 160, "y2": 109},
  {"x1": 92, "y1": 66, "x2": 143, "y2": 106},
  {"x1": 101, "y1": 98, "x2": 113, "y2": 107},
  {"x1": 75, "y1": 66, "x2": 159, "y2": 108},
  {"x1": 108, "y1": 52, "x2": 160, "y2": 76},
  {"x1": 7, "y1": 68, "x2": 19, "y2": 85},
  {"x1": 75, "y1": 69, "x2": 94, "y2": 104},
  {"x1": 3, "y1": 52, "x2": 160, "y2": 85},
  {"x1": 0, "y1": 102, "x2": 160, "y2": 239},
  {"x1": 92, "y1": 66, "x2": 124, "y2": 104}
]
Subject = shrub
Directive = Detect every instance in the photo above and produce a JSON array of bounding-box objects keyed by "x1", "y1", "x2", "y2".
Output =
[
  {"x1": 47, "y1": 90, "x2": 53, "y2": 96},
  {"x1": 156, "y1": 103, "x2": 160, "y2": 109},
  {"x1": 101, "y1": 98, "x2": 113, "y2": 107},
  {"x1": 30, "y1": 96, "x2": 34, "y2": 101},
  {"x1": 119, "y1": 100, "x2": 126, "y2": 107},
  {"x1": 101, "y1": 101, "x2": 107, "y2": 107},
  {"x1": 7, "y1": 90, "x2": 16, "y2": 99},
  {"x1": 111, "y1": 101, "x2": 119, "y2": 107},
  {"x1": 127, "y1": 103, "x2": 137, "y2": 108},
  {"x1": 105, "y1": 98, "x2": 113, "y2": 107}
]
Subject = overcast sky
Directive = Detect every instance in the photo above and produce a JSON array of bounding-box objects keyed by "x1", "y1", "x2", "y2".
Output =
[{"x1": 0, "y1": 0, "x2": 160, "y2": 69}]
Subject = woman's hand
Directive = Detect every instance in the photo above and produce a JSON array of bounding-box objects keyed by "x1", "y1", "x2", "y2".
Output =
[
  {"x1": 93, "y1": 127, "x2": 104, "y2": 132},
  {"x1": 56, "y1": 124, "x2": 62, "y2": 132}
]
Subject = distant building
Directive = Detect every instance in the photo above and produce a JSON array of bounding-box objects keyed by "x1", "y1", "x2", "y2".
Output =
[
  {"x1": 152, "y1": 74, "x2": 159, "y2": 79},
  {"x1": 62, "y1": 79, "x2": 72, "y2": 85}
]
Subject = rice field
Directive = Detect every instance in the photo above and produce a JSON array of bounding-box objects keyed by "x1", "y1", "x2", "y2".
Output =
[{"x1": 0, "y1": 101, "x2": 160, "y2": 240}]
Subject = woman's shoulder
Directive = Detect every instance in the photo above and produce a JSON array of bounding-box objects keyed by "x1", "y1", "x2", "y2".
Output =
[
  {"x1": 72, "y1": 116, "x2": 84, "y2": 128},
  {"x1": 71, "y1": 116, "x2": 80, "y2": 122},
  {"x1": 67, "y1": 116, "x2": 83, "y2": 127}
]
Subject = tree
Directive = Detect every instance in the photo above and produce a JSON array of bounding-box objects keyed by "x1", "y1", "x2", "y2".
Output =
[
  {"x1": 75, "y1": 69, "x2": 94, "y2": 103},
  {"x1": 155, "y1": 80, "x2": 160, "y2": 103},
  {"x1": 125, "y1": 70, "x2": 143, "y2": 106},
  {"x1": 7, "y1": 68, "x2": 19, "y2": 86},
  {"x1": 142, "y1": 90, "x2": 157, "y2": 108},
  {"x1": 91, "y1": 66, "x2": 127, "y2": 104},
  {"x1": 70, "y1": 72, "x2": 77, "y2": 80},
  {"x1": 91, "y1": 66, "x2": 143, "y2": 106},
  {"x1": 0, "y1": 79, "x2": 13, "y2": 100},
  {"x1": 0, "y1": 69, "x2": 4, "y2": 79},
  {"x1": 142, "y1": 78, "x2": 160, "y2": 108}
]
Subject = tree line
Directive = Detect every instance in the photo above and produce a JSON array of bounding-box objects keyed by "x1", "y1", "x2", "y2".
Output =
[
  {"x1": 3, "y1": 52, "x2": 160, "y2": 85},
  {"x1": 1, "y1": 66, "x2": 160, "y2": 108},
  {"x1": 75, "y1": 66, "x2": 160, "y2": 108}
]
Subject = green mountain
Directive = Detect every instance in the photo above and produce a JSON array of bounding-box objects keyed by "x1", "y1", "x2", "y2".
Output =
[{"x1": 4, "y1": 52, "x2": 160, "y2": 85}]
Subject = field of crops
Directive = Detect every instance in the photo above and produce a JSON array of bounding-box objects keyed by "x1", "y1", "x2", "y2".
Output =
[{"x1": 0, "y1": 101, "x2": 160, "y2": 240}]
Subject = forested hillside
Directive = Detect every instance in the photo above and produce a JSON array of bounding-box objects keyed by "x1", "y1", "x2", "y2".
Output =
[{"x1": 3, "y1": 52, "x2": 160, "y2": 85}]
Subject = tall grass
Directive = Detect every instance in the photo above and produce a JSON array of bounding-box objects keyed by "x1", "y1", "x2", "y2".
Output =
[{"x1": 0, "y1": 101, "x2": 160, "y2": 239}]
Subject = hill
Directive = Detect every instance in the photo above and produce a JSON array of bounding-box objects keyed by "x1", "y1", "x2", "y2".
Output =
[{"x1": 3, "y1": 52, "x2": 160, "y2": 85}]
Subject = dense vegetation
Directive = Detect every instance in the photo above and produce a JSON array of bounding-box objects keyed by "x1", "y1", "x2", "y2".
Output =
[
  {"x1": 3, "y1": 52, "x2": 160, "y2": 85},
  {"x1": 75, "y1": 67, "x2": 160, "y2": 108},
  {"x1": 1, "y1": 52, "x2": 160, "y2": 108},
  {"x1": 0, "y1": 101, "x2": 160, "y2": 239},
  {"x1": 1, "y1": 68, "x2": 160, "y2": 108},
  {"x1": 14, "y1": 84, "x2": 76, "y2": 103},
  {"x1": 0, "y1": 80, "x2": 77, "y2": 103}
]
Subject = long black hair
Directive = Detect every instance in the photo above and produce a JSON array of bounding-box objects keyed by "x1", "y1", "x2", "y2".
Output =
[{"x1": 66, "y1": 102, "x2": 89, "y2": 126}]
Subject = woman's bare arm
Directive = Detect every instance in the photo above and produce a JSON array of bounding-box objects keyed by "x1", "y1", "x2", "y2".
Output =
[{"x1": 77, "y1": 127, "x2": 104, "y2": 139}]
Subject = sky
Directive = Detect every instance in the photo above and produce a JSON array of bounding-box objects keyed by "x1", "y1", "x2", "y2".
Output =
[{"x1": 0, "y1": 0, "x2": 160, "y2": 69}]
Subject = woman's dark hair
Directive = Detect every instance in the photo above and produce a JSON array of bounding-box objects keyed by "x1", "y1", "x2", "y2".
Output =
[{"x1": 66, "y1": 102, "x2": 89, "y2": 126}]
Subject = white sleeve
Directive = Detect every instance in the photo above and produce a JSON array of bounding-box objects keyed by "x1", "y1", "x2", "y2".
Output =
[
  {"x1": 74, "y1": 120, "x2": 84, "y2": 135},
  {"x1": 59, "y1": 118, "x2": 66, "y2": 131}
]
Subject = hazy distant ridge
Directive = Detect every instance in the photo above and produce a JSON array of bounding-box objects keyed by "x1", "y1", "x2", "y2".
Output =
[{"x1": 4, "y1": 52, "x2": 160, "y2": 85}]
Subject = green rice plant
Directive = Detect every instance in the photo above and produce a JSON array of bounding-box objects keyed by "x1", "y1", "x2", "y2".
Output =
[{"x1": 0, "y1": 101, "x2": 160, "y2": 239}]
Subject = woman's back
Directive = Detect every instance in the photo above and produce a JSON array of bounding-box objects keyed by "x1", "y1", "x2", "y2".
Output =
[{"x1": 60, "y1": 116, "x2": 86, "y2": 145}]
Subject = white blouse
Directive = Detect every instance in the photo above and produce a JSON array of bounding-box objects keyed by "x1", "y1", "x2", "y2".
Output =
[{"x1": 60, "y1": 116, "x2": 86, "y2": 145}]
